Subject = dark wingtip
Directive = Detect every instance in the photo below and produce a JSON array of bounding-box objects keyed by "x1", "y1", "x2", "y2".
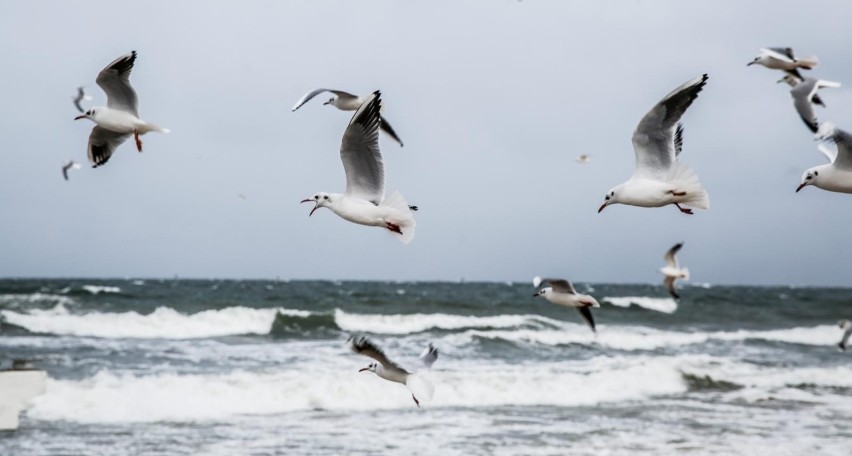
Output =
[{"x1": 408, "y1": 205, "x2": 418, "y2": 212}]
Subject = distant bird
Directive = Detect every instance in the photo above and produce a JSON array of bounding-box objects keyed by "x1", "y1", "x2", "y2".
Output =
[
  {"x1": 599, "y1": 74, "x2": 710, "y2": 215},
  {"x1": 61, "y1": 160, "x2": 81, "y2": 181},
  {"x1": 660, "y1": 242, "x2": 689, "y2": 299},
  {"x1": 292, "y1": 88, "x2": 404, "y2": 147},
  {"x1": 747, "y1": 48, "x2": 818, "y2": 79},
  {"x1": 838, "y1": 320, "x2": 851, "y2": 351},
  {"x1": 74, "y1": 51, "x2": 169, "y2": 168},
  {"x1": 349, "y1": 336, "x2": 437, "y2": 407},
  {"x1": 797, "y1": 123, "x2": 852, "y2": 194},
  {"x1": 788, "y1": 78, "x2": 840, "y2": 133},
  {"x1": 237, "y1": 193, "x2": 246, "y2": 201},
  {"x1": 575, "y1": 154, "x2": 591, "y2": 164},
  {"x1": 72, "y1": 86, "x2": 92, "y2": 113},
  {"x1": 777, "y1": 75, "x2": 825, "y2": 108},
  {"x1": 532, "y1": 276, "x2": 600, "y2": 333},
  {"x1": 301, "y1": 91, "x2": 417, "y2": 243}
]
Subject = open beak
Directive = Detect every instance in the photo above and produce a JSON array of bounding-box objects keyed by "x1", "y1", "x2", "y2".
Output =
[
  {"x1": 598, "y1": 202, "x2": 607, "y2": 213},
  {"x1": 74, "y1": 115, "x2": 86, "y2": 120},
  {"x1": 796, "y1": 182, "x2": 808, "y2": 193},
  {"x1": 300, "y1": 198, "x2": 319, "y2": 216}
]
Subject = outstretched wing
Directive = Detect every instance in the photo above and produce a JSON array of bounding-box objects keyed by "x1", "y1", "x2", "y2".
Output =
[
  {"x1": 87, "y1": 126, "x2": 130, "y2": 168},
  {"x1": 96, "y1": 51, "x2": 138, "y2": 117},
  {"x1": 539, "y1": 278, "x2": 577, "y2": 294},
  {"x1": 664, "y1": 242, "x2": 683, "y2": 268},
  {"x1": 664, "y1": 276, "x2": 679, "y2": 299},
  {"x1": 576, "y1": 307, "x2": 596, "y2": 333},
  {"x1": 348, "y1": 336, "x2": 408, "y2": 373},
  {"x1": 379, "y1": 115, "x2": 404, "y2": 147},
  {"x1": 340, "y1": 91, "x2": 384, "y2": 204}
]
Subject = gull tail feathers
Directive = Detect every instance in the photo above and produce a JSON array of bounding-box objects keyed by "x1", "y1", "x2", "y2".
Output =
[
  {"x1": 405, "y1": 373, "x2": 435, "y2": 404},
  {"x1": 139, "y1": 123, "x2": 170, "y2": 134},
  {"x1": 795, "y1": 56, "x2": 819, "y2": 69},
  {"x1": 381, "y1": 190, "x2": 417, "y2": 244},
  {"x1": 669, "y1": 162, "x2": 709, "y2": 209}
]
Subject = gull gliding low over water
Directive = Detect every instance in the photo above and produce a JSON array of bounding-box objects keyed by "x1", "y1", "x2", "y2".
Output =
[
  {"x1": 349, "y1": 336, "x2": 438, "y2": 407},
  {"x1": 292, "y1": 88, "x2": 404, "y2": 146},
  {"x1": 598, "y1": 74, "x2": 710, "y2": 215},
  {"x1": 660, "y1": 242, "x2": 689, "y2": 299},
  {"x1": 532, "y1": 276, "x2": 600, "y2": 333},
  {"x1": 74, "y1": 51, "x2": 169, "y2": 168},
  {"x1": 301, "y1": 91, "x2": 417, "y2": 243},
  {"x1": 797, "y1": 123, "x2": 852, "y2": 194}
]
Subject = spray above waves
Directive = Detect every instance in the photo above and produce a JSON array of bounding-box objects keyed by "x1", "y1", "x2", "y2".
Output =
[
  {"x1": 80, "y1": 285, "x2": 122, "y2": 295},
  {"x1": 603, "y1": 296, "x2": 678, "y2": 314}
]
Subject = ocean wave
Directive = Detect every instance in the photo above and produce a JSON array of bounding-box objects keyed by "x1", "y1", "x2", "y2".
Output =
[
  {"x1": 603, "y1": 296, "x2": 677, "y2": 314},
  {"x1": 0, "y1": 305, "x2": 310, "y2": 339},
  {"x1": 0, "y1": 293, "x2": 76, "y2": 309},
  {"x1": 81, "y1": 285, "x2": 122, "y2": 295},
  {"x1": 334, "y1": 309, "x2": 560, "y2": 335}
]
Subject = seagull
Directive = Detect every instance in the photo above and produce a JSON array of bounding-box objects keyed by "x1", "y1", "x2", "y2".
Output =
[
  {"x1": 301, "y1": 91, "x2": 417, "y2": 243},
  {"x1": 348, "y1": 336, "x2": 438, "y2": 407},
  {"x1": 777, "y1": 75, "x2": 826, "y2": 108},
  {"x1": 292, "y1": 88, "x2": 404, "y2": 147},
  {"x1": 797, "y1": 123, "x2": 852, "y2": 194},
  {"x1": 532, "y1": 276, "x2": 600, "y2": 333},
  {"x1": 747, "y1": 48, "x2": 818, "y2": 79},
  {"x1": 788, "y1": 78, "x2": 841, "y2": 133},
  {"x1": 74, "y1": 51, "x2": 169, "y2": 168},
  {"x1": 72, "y1": 86, "x2": 92, "y2": 113},
  {"x1": 576, "y1": 154, "x2": 591, "y2": 164},
  {"x1": 839, "y1": 320, "x2": 851, "y2": 351},
  {"x1": 598, "y1": 74, "x2": 710, "y2": 215},
  {"x1": 660, "y1": 242, "x2": 689, "y2": 299},
  {"x1": 61, "y1": 160, "x2": 81, "y2": 181}
]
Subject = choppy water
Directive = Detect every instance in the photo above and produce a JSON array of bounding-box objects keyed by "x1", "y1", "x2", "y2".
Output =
[{"x1": 0, "y1": 279, "x2": 850, "y2": 455}]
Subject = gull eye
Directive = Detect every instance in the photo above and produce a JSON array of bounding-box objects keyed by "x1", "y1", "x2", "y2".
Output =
[
  {"x1": 814, "y1": 171, "x2": 819, "y2": 176},
  {"x1": 323, "y1": 195, "x2": 329, "y2": 200}
]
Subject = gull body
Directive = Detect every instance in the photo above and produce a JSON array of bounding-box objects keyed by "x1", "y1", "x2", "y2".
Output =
[
  {"x1": 349, "y1": 336, "x2": 438, "y2": 407},
  {"x1": 599, "y1": 75, "x2": 710, "y2": 215},
  {"x1": 747, "y1": 48, "x2": 818, "y2": 78},
  {"x1": 778, "y1": 75, "x2": 825, "y2": 108},
  {"x1": 292, "y1": 88, "x2": 404, "y2": 146},
  {"x1": 532, "y1": 277, "x2": 600, "y2": 333},
  {"x1": 74, "y1": 51, "x2": 169, "y2": 167},
  {"x1": 302, "y1": 91, "x2": 416, "y2": 243},
  {"x1": 798, "y1": 123, "x2": 852, "y2": 194},
  {"x1": 789, "y1": 78, "x2": 841, "y2": 133},
  {"x1": 839, "y1": 320, "x2": 851, "y2": 351},
  {"x1": 660, "y1": 242, "x2": 689, "y2": 299}
]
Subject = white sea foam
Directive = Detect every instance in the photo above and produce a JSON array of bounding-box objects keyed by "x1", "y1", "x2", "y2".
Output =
[
  {"x1": 0, "y1": 305, "x2": 310, "y2": 339},
  {"x1": 0, "y1": 293, "x2": 75, "y2": 308},
  {"x1": 334, "y1": 309, "x2": 558, "y2": 335},
  {"x1": 603, "y1": 296, "x2": 678, "y2": 313},
  {"x1": 81, "y1": 285, "x2": 122, "y2": 294}
]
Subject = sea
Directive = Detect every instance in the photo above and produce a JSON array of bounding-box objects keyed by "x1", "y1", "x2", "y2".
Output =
[{"x1": 0, "y1": 279, "x2": 849, "y2": 455}]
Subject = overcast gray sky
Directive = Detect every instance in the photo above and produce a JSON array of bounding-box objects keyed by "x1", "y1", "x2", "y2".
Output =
[{"x1": 1, "y1": 0, "x2": 851, "y2": 286}]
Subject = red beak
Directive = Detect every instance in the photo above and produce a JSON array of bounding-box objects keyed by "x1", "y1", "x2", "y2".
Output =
[
  {"x1": 301, "y1": 198, "x2": 319, "y2": 216},
  {"x1": 598, "y1": 202, "x2": 607, "y2": 213},
  {"x1": 796, "y1": 183, "x2": 807, "y2": 193},
  {"x1": 74, "y1": 115, "x2": 86, "y2": 120}
]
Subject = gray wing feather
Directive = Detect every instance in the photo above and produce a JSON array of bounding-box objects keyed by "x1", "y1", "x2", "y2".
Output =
[
  {"x1": 664, "y1": 276, "x2": 679, "y2": 299},
  {"x1": 821, "y1": 126, "x2": 852, "y2": 169},
  {"x1": 768, "y1": 47, "x2": 795, "y2": 60},
  {"x1": 341, "y1": 91, "x2": 384, "y2": 204},
  {"x1": 418, "y1": 343, "x2": 438, "y2": 369},
  {"x1": 379, "y1": 115, "x2": 404, "y2": 147},
  {"x1": 541, "y1": 278, "x2": 576, "y2": 294},
  {"x1": 791, "y1": 80, "x2": 818, "y2": 133},
  {"x1": 664, "y1": 242, "x2": 683, "y2": 268},
  {"x1": 87, "y1": 126, "x2": 131, "y2": 168},
  {"x1": 349, "y1": 336, "x2": 408, "y2": 374},
  {"x1": 96, "y1": 51, "x2": 138, "y2": 117},
  {"x1": 576, "y1": 307, "x2": 596, "y2": 333},
  {"x1": 631, "y1": 74, "x2": 708, "y2": 178}
]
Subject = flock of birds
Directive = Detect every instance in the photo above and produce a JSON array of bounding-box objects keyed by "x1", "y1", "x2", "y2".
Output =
[{"x1": 60, "y1": 49, "x2": 850, "y2": 406}]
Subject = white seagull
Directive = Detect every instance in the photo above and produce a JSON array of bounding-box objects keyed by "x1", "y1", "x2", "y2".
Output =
[
  {"x1": 292, "y1": 88, "x2": 404, "y2": 146},
  {"x1": 532, "y1": 276, "x2": 600, "y2": 333},
  {"x1": 747, "y1": 48, "x2": 818, "y2": 79},
  {"x1": 61, "y1": 160, "x2": 81, "y2": 181},
  {"x1": 74, "y1": 51, "x2": 169, "y2": 167},
  {"x1": 660, "y1": 242, "x2": 689, "y2": 299},
  {"x1": 789, "y1": 78, "x2": 841, "y2": 133},
  {"x1": 778, "y1": 75, "x2": 826, "y2": 108},
  {"x1": 72, "y1": 86, "x2": 92, "y2": 113},
  {"x1": 301, "y1": 91, "x2": 417, "y2": 243},
  {"x1": 576, "y1": 154, "x2": 591, "y2": 164},
  {"x1": 349, "y1": 336, "x2": 438, "y2": 407},
  {"x1": 599, "y1": 74, "x2": 710, "y2": 215},
  {"x1": 838, "y1": 320, "x2": 851, "y2": 351},
  {"x1": 797, "y1": 123, "x2": 852, "y2": 194}
]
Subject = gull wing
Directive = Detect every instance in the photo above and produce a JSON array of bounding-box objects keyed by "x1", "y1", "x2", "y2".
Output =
[
  {"x1": 664, "y1": 276, "x2": 679, "y2": 299},
  {"x1": 576, "y1": 307, "x2": 596, "y2": 333},
  {"x1": 349, "y1": 336, "x2": 408, "y2": 374},
  {"x1": 631, "y1": 74, "x2": 708, "y2": 179},
  {"x1": 664, "y1": 242, "x2": 683, "y2": 268},
  {"x1": 418, "y1": 343, "x2": 438, "y2": 369},
  {"x1": 540, "y1": 278, "x2": 577, "y2": 295},
  {"x1": 96, "y1": 51, "x2": 138, "y2": 117},
  {"x1": 340, "y1": 91, "x2": 384, "y2": 204},
  {"x1": 87, "y1": 126, "x2": 131, "y2": 168}
]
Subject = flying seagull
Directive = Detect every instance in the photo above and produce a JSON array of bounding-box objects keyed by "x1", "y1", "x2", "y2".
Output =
[
  {"x1": 660, "y1": 242, "x2": 689, "y2": 299},
  {"x1": 301, "y1": 91, "x2": 417, "y2": 243},
  {"x1": 777, "y1": 75, "x2": 825, "y2": 108},
  {"x1": 74, "y1": 51, "x2": 169, "y2": 168},
  {"x1": 532, "y1": 276, "x2": 600, "y2": 333},
  {"x1": 838, "y1": 320, "x2": 851, "y2": 351},
  {"x1": 61, "y1": 160, "x2": 81, "y2": 181},
  {"x1": 348, "y1": 336, "x2": 437, "y2": 407},
  {"x1": 789, "y1": 78, "x2": 840, "y2": 133},
  {"x1": 747, "y1": 48, "x2": 818, "y2": 79},
  {"x1": 576, "y1": 154, "x2": 591, "y2": 164},
  {"x1": 797, "y1": 123, "x2": 852, "y2": 194},
  {"x1": 72, "y1": 86, "x2": 92, "y2": 113},
  {"x1": 292, "y1": 88, "x2": 404, "y2": 147},
  {"x1": 599, "y1": 74, "x2": 710, "y2": 215}
]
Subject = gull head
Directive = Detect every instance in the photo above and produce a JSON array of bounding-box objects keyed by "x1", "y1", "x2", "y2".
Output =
[
  {"x1": 797, "y1": 168, "x2": 820, "y2": 193},
  {"x1": 74, "y1": 108, "x2": 97, "y2": 122},
  {"x1": 839, "y1": 320, "x2": 850, "y2": 329},
  {"x1": 358, "y1": 362, "x2": 377, "y2": 373},
  {"x1": 301, "y1": 192, "x2": 333, "y2": 216},
  {"x1": 323, "y1": 97, "x2": 336, "y2": 106},
  {"x1": 746, "y1": 55, "x2": 763, "y2": 67},
  {"x1": 777, "y1": 75, "x2": 798, "y2": 86},
  {"x1": 532, "y1": 288, "x2": 551, "y2": 298},
  {"x1": 598, "y1": 187, "x2": 621, "y2": 213}
]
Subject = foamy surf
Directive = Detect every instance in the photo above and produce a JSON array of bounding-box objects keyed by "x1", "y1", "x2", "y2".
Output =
[
  {"x1": 604, "y1": 296, "x2": 678, "y2": 313},
  {"x1": 81, "y1": 285, "x2": 122, "y2": 295},
  {"x1": 334, "y1": 309, "x2": 560, "y2": 334}
]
